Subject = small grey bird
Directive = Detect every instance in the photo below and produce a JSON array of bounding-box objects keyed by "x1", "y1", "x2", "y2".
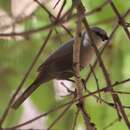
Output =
[{"x1": 12, "y1": 27, "x2": 108, "y2": 109}]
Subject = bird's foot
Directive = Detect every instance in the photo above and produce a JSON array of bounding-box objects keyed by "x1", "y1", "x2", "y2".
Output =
[
  {"x1": 60, "y1": 81, "x2": 76, "y2": 97},
  {"x1": 60, "y1": 89, "x2": 76, "y2": 97},
  {"x1": 66, "y1": 78, "x2": 86, "y2": 91}
]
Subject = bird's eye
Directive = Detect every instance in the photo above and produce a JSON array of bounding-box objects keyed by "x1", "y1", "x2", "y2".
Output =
[
  {"x1": 96, "y1": 32, "x2": 102, "y2": 37},
  {"x1": 95, "y1": 31, "x2": 108, "y2": 41}
]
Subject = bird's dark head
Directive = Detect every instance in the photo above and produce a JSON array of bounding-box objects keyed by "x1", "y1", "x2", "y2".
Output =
[{"x1": 91, "y1": 27, "x2": 109, "y2": 41}]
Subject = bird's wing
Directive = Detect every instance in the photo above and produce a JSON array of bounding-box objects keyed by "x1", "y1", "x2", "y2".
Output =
[{"x1": 37, "y1": 38, "x2": 74, "y2": 72}]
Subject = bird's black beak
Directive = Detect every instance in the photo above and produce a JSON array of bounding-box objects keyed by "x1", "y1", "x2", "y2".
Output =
[{"x1": 102, "y1": 35, "x2": 109, "y2": 41}]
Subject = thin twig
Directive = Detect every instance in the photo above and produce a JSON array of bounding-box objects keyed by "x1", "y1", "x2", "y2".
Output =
[
  {"x1": 108, "y1": 1, "x2": 130, "y2": 40},
  {"x1": 47, "y1": 103, "x2": 72, "y2": 130},
  {"x1": 73, "y1": 1, "x2": 97, "y2": 130},
  {"x1": 103, "y1": 114, "x2": 130, "y2": 130},
  {"x1": 89, "y1": 64, "x2": 101, "y2": 102},
  {"x1": 56, "y1": 0, "x2": 66, "y2": 19},
  {"x1": 34, "y1": 0, "x2": 73, "y2": 38},
  {"x1": 53, "y1": 0, "x2": 62, "y2": 9},
  {"x1": 112, "y1": 90, "x2": 130, "y2": 95},
  {"x1": 73, "y1": 0, "x2": 83, "y2": 104},
  {"x1": 72, "y1": 109, "x2": 80, "y2": 130},
  {"x1": 6, "y1": 99, "x2": 75, "y2": 129}
]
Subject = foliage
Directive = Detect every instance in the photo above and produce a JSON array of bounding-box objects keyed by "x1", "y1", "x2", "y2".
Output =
[{"x1": 0, "y1": 0, "x2": 130, "y2": 130}]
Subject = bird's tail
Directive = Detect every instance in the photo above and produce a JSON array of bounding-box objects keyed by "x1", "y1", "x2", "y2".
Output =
[{"x1": 12, "y1": 82, "x2": 40, "y2": 109}]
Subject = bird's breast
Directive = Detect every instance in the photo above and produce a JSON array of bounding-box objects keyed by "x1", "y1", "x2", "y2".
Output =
[{"x1": 80, "y1": 46, "x2": 95, "y2": 68}]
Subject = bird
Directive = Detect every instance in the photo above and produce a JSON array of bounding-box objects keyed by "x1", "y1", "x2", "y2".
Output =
[{"x1": 12, "y1": 27, "x2": 108, "y2": 109}]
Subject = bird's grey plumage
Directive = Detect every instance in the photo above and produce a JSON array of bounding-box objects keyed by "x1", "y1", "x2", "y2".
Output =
[{"x1": 12, "y1": 27, "x2": 108, "y2": 109}]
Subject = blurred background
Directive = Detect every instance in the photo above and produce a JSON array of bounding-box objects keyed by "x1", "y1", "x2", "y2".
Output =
[{"x1": 0, "y1": 0, "x2": 130, "y2": 130}]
